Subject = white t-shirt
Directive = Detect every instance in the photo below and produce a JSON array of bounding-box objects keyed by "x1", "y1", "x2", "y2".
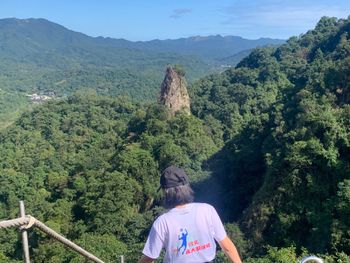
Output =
[{"x1": 142, "y1": 203, "x2": 227, "y2": 263}]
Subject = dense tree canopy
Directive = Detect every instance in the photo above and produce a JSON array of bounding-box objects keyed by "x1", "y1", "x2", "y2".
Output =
[
  {"x1": 190, "y1": 16, "x2": 350, "y2": 260},
  {"x1": 1, "y1": 16, "x2": 350, "y2": 262},
  {"x1": 0, "y1": 93, "x2": 219, "y2": 262}
]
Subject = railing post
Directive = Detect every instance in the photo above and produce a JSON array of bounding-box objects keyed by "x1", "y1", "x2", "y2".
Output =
[{"x1": 19, "y1": 201, "x2": 30, "y2": 263}]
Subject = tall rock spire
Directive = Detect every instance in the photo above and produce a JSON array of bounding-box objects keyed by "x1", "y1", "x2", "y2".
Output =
[{"x1": 158, "y1": 66, "x2": 191, "y2": 116}]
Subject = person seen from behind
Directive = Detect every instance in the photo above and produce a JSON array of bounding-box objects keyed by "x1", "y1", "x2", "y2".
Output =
[{"x1": 138, "y1": 165, "x2": 242, "y2": 263}]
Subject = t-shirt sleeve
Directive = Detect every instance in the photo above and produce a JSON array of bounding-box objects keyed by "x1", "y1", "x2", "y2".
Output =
[
  {"x1": 142, "y1": 221, "x2": 164, "y2": 259},
  {"x1": 210, "y1": 205, "x2": 227, "y2": 241}
]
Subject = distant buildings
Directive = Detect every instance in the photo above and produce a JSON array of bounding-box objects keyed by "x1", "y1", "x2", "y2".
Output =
[{"x1": 26, "y1": 92, "x2": 56, "y2": 103}]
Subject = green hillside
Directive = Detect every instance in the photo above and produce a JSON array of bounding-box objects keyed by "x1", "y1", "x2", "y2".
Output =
[
  {"x1": 0, "y1": 16, "x2": 349, "y2": 262},
  {"x1": 0, "y1": 18, "x2": 284, "y2": 129},
  {"x1": 0, "y1": 90, "x2": 30, "y2": 129},
  {"x1": 0, "y1": 18, "x2": 284, "y2": 97},
  {"x1": 0, "y1": 18, "x2": 212, "y2": 96},
  {"x1": 190, "y1": 16, "x2": 350, "y2": 260}
]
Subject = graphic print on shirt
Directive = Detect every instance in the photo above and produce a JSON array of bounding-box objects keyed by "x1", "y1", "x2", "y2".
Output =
[
  {"x1": 177, "y1": 228, "x2": 188, "y2": 254},
  {"x1": 172, "y1": 228, "x2": 212, "y2": 257}
]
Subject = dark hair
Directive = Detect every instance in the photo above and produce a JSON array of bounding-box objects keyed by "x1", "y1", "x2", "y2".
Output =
[{"x1": 163, "y1": 184, "x2": 194, "y2": 209}]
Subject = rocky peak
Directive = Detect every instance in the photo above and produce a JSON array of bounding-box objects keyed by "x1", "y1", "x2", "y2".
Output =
[{"x1": 158, "y1": 66, "x2": 191, "y2": 116}]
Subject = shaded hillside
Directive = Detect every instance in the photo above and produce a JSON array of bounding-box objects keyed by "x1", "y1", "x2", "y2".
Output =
[{"x1": 190, "y1": 16, "x2": 350, "y2": 257}]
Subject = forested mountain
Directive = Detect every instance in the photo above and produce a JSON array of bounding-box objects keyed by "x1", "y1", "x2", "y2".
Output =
[
  {"x1": 1, "y1": 16, "x2": 350, "y2": 262},
  {"x1": 0, "y1": 18, "x2": 284, "y2": 65},
  {"x1": 0, "y1": 18, "x2": 284, "y2": 94},
  {"x1": 113, "y1": 35, "x2": 284, "y2": 62},
  {"x1": 0, "y1": 18, "x2": 210, "y2": 96},
  {"x1": 190, "y1": 16, "x2": 350, "y2": 261},
  {"x1": 0, "y1": 18, "x2": 283, "y2": 129}
]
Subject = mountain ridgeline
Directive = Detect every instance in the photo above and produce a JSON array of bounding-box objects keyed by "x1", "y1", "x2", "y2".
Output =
[
  {"x1": 0, "y1": 16, "x2": 350, "y2": 262},
  {"x1": 0, "y1": 18, "x2": 284, "y2": 129},
  {"x1": 0, "y1": 18, "x2": 284, "y2": 95}
]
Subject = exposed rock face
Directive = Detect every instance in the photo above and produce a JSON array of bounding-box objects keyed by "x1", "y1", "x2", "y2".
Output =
[{"x1": 158, "y1": 67, "x2": 191, "y2": 116}]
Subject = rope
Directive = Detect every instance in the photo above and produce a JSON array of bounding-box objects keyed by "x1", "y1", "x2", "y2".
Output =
[
  {"x1": 23, "y1": 216, "x2": 35, "y2": 229},
  {"x1": 0, "y1": 216, "x2": 30, "y2": 229},
  {"x1": 33, "y1": 218, "x2": 105, "y2": 263},
  {"x1": 0, "y1": 216, "x2": 105, "y2": 263}
]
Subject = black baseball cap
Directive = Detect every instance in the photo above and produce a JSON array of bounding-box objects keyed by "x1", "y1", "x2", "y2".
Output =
[{"x1": 159, "y1": 166, "x2": 189, "y2": 190}]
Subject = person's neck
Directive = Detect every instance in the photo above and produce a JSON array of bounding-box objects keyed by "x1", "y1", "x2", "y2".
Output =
[{"x1": 175, "y1": 204, "x2": 188, "y2": 208}]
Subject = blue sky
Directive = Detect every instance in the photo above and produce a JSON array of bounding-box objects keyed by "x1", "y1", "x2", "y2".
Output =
[{"x1": 0, "y1": 0, "x2": 349, "y2": 41}]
